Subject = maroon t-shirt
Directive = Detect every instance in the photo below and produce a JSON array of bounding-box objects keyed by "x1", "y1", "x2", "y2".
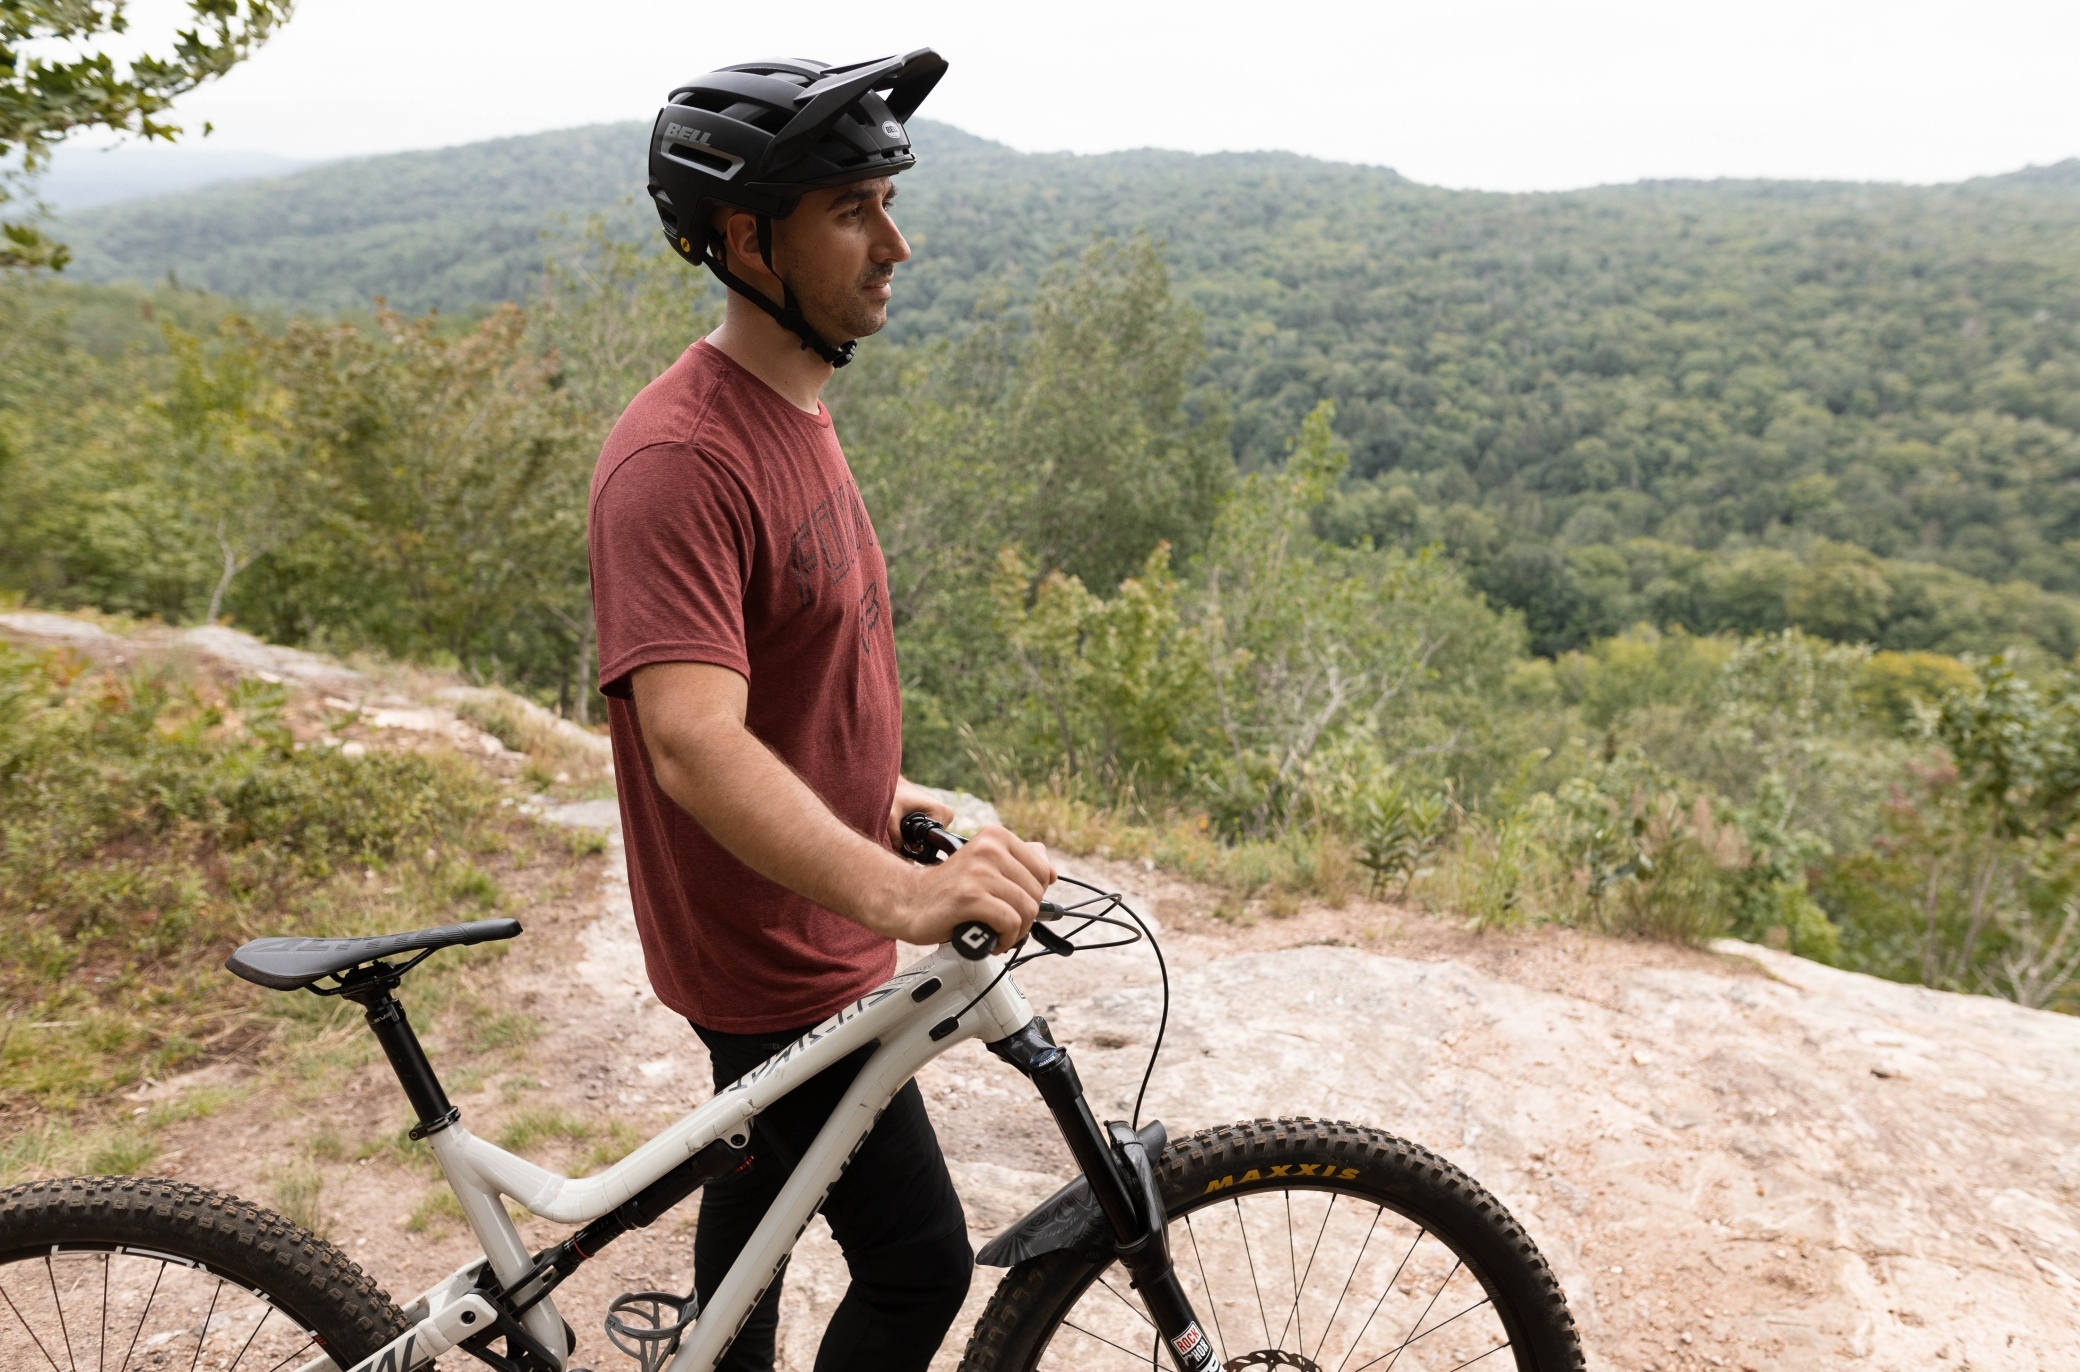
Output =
[{"x1": 589, "y1": 340, "x2": 901, "y2": 1033}]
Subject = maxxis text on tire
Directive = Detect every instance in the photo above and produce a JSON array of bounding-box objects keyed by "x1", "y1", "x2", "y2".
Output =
[{"x1": 958, "y1": 1116, "x2": 1585, "y2": 1372}]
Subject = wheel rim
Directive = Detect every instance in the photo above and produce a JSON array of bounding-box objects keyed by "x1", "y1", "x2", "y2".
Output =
[
  {"x1": 0, "y1": 1247, "x2": 330, "y2": 1372},
  {"x1": 1031, "y1": 1186, "x2": 1517, "y2": 1372}
]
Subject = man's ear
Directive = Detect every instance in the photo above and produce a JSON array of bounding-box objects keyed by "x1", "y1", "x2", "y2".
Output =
[{"x1": 714, "y1": 208, "x2": 777, "y2": 290}]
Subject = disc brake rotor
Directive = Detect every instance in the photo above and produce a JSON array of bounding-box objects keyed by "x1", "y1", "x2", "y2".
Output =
[{"x1": 1224, "y1": 1352, "x2": 1323, "y2": 1371}]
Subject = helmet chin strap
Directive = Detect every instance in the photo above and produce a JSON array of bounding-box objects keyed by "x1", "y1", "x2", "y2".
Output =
[{"x1": 701, "y1": 218, "x2": 857, "y2": 369}]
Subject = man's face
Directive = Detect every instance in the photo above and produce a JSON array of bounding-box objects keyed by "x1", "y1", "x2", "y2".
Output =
[{"x1": 765, "y1": 177, "x2": 911, "y2": 344}]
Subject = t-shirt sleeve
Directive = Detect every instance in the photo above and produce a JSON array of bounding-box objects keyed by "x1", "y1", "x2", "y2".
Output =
[{"x1": 592, "y1": 442, "x2": 755, "y2": 699}]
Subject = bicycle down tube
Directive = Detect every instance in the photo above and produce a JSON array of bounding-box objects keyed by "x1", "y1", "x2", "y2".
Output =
[{"x1": 341, "y1": 934, "x2": 1212, "y2": 1372}]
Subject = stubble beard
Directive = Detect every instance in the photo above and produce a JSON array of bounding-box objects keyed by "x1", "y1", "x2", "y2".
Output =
[{"x1": 801, "y1": 262, "x2": 894, "y2": 343}]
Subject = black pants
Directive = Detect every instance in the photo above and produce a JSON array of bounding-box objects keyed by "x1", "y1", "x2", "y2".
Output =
[{"x1": 690, "y1": 1019, "x2": 973, "y2": 1372}]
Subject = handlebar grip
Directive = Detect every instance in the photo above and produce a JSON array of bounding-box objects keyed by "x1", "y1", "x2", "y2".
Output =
[{"x1": 950, "y1": 921, "x2": 999, "y2": 960}]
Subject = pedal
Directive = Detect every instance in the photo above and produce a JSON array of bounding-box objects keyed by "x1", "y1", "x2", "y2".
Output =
[{"x1": 603, "y1": 1289, "x2": 698, "y2": 1372}]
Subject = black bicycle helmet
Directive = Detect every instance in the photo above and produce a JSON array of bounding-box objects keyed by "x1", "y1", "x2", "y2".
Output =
[{"x1": 648, "y1": 48, "x2": 947, "y2": 367}]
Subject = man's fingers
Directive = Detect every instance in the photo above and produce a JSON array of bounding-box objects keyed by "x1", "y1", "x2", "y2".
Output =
[
  {"x1": 975, "y1": 826, "x2": 1053, "y2": 895},
  {"x1": 1020, "y1": 839, "x2": 1055, "y2": 887},
  {"x1": 972, "y1": 867, "x2": 1039, "y2": 919},
  {"x1": 960, "y1": 831, "x2": 1041, "y2": 897},
  {"x1": 976, "y1": 896, "x2": 1025, "y2": 950}
]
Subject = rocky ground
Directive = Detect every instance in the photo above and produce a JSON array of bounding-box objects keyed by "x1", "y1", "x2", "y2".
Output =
[{"x1": 7, "y1": 612, "x2": 2080, "y2": 1370}]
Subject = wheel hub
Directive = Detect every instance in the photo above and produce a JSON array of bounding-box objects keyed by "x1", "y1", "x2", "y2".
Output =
[{"x1": 1224, "y1": 1352, "x2": 1322, "y2": 1371}]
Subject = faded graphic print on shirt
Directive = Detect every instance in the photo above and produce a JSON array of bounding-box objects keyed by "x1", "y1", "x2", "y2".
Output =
[{"x1": 787, "y1": 479, "x2": 878, "y2": 610}]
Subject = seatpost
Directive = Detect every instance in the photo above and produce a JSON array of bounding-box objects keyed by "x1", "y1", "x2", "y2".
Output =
[{"x1": 341, "y1": 973, "x2": 458, "y2": 1139}]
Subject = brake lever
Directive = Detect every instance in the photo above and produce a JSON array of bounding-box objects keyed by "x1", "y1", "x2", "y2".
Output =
[{"x1": 1029, "y1": 923, "x2": 1075, "y2": 957}]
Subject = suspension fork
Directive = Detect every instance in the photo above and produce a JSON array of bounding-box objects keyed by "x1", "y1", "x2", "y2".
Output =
[{"x1": 989, "y1": 1021, "x2": 1217, "y2": 1372}]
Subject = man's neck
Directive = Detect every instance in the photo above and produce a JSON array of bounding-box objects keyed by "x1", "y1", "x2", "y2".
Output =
[{"x1": 705, "y1": 291, "x2": 834, "y2": 414}]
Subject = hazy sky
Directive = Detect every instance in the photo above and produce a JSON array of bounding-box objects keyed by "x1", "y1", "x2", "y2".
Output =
[{"x1": 66, "y1": 0, "x2": 2080, "y2": 191}]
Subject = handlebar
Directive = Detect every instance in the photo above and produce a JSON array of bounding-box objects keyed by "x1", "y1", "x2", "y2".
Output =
[{"x1": 897, "y1": 811, "x2": 1059, "y2": 961}]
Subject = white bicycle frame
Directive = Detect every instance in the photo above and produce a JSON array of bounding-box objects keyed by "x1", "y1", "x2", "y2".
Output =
[{"x1": 331, "y1": 940, "x2": 1035, "y2": 1372}]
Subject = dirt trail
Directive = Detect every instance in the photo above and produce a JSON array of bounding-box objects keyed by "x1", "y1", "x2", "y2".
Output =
[{"x1": 8, "y1": 613, "x2": 2080, "y2": 1370}]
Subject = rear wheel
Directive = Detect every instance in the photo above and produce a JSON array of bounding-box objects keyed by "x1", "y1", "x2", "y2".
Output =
[
  {"x1": 961, "y1": 1118, "x2": 1583, "y2": 1372},
  {"x1": 0, "y1": 1175, "x2": 406, "y2": 1371}
]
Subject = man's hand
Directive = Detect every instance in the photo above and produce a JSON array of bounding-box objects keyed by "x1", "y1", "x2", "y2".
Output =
[
  {"x1": 889, "y1": 777, "x2": 953, "y2": 843},
  {"x1": 883, "y1": 824, "x2": 1054, "y2": 954}
]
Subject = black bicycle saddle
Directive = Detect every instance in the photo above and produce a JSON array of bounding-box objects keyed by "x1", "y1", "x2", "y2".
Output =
[{"x1": 225, "y1": 918, "x2": 522, "y2": 991}]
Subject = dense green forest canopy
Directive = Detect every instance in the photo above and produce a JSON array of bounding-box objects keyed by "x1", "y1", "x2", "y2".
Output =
[
  {"x1": 48, "y1": 125, "x2": 2080, "y2": 652},
  {"x1": 13, "y1": 140, "x2": 2080, "y2": 1011}
]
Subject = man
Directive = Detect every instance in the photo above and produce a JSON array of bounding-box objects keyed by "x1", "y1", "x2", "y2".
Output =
[{"x1": 588, "y1": 49, "x2": 1055, "y2": 1372}]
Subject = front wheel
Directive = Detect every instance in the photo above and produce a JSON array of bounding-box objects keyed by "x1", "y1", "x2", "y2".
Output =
[
  {"x1": 961, "y1": 1118, "x2": 1584, "y2": 1372},
  {"x1": 0, "y1": 1176, "x2": 407, "y2": 1371}
]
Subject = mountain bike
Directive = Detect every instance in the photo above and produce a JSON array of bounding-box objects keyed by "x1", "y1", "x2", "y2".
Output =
[{"x1": 0, "y1": 817, "x2": 1584, "y2": 1372}]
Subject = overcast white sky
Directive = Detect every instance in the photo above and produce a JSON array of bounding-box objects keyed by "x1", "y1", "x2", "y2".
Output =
[{"x1": 61, "y1": 0, "x2": 2080, "y2": 191}]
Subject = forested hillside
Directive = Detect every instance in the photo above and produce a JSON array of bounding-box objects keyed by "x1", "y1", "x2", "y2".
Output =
[
  {"x1": 58, "y1": 123, "x2": 644, "y2": 312},
  {"x1": 53, "y1": 126, "x2": 2080, "y2": 653},
  {"x1": 14, "y1": 128, "x2": 2080, "y2": 1016}
]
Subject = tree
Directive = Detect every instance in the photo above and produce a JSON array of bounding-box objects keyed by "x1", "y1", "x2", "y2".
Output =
[
  {"x1": 530, "y1": 221, "x2": 720, "y2": 718},
  {"x1": 1197, "y1": 402, "x2": 1485, "y2": 834},
  {"x1": 157, "y1": 324, "x2": 303, "y2": 622},
  {"x1": 225, "y1": 305, "x2": 593, "y2": 700},
  {"x1": 3, "y1": 0, "x2": 292, "y2": 268}
]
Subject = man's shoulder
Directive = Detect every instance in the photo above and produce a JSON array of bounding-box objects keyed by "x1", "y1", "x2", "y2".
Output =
[{"x1": 600, "y1": 343, "x2": 733, "y2": 463}]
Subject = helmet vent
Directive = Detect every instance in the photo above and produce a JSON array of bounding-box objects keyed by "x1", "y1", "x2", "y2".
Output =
[{"x1": 662, "y1": 142, "x2": 744, "y2": 180}]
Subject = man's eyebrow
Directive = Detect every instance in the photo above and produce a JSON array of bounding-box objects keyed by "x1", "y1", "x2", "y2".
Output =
[{"x1": 832, "y1": 182, "x2": 896, "y2": 210}]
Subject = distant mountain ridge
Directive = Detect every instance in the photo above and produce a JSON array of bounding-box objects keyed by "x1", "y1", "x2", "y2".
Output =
[
  {"x1": 33, "y1": 144, "x2": 317, "y2": 211},
  {"x1": 59, "y1": 123, "x2": 2080, "y2": 321},
  {"x1": 57, "y1": 123, "x2": 648, "y2": 312},
  {"x1": 46, "y1": 123, "x2": 2080, "y2": 631}
]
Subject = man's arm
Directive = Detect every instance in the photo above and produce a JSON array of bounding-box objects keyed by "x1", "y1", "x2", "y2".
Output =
[{"x1": 630, "y1": 661, "x2": 1052, "y2": 950}]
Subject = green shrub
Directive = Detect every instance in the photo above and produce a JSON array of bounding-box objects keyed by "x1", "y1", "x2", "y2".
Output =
[{"x1": 0, "y1": 645, "x2": 521, "y2": 1111}]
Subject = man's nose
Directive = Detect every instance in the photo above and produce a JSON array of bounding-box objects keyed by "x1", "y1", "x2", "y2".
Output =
[{"x1": 873, "y1": 208, "x2": 911, "y2": 265}]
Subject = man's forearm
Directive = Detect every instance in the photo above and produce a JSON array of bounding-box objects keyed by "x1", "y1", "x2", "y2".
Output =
[
  {"x1": 629, "y1": 660, "x2": 1048, "y2": 950},
  {"x1": 648, "y1": 714, "x2": 909, "y2": 933}
]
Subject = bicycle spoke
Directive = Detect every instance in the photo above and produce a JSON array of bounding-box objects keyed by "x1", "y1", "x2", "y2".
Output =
[
  {"x1": 117, "y1": 1261, "x2": 166, "y2": 1372},
  {"x1": 1375, "y1": 1258, "x2": 1465, "y2": 1372},
  {"x1": 99, "y1": 1255, "x2": 108, "y2": 1372},
  {"x1": 1277, "y1": 1191, "x2": 1336, "y2": 1351},
  {"x1": 259, "y1": 1336, "x2": 319, "y2": 1372},
  {"x1": 1232, "y1": 1195, "x2": 1272, "y2": 1349},
  {"x1": 1312, "y1": 1203, "x2": 1379, "y2": 1365},
  {"x1": 1007, "y1": 1125, "x2": 1566, "y2": 1371},
  {"x1": 0, "y1": 1275, "x2": 67, "y2": 1372},
  {"x1": 189, "y1": 1277, "x2": 225, "y2": 1372},
  {"x1": 1061, "y1": 1317, "x2": 1163, "y2": 1365},
  {"x1": 1333, "y1": 1226, "x2": 1423, "y2": 1372},
  {"x1": 1284, "y1": 1190, "x2": 1301, "y2": 1354},
  {"x1": 47, "y1": 1255, "x2": 78, "y2": 1372},
  {"x1": 1353, "y1": 1291, "x2": 1497, "y2": 1372},
  {"x1": 1097, "y1": 1274, "x2": 1156, "y2": 1331},
  {"x1": 1183, "y1": 1211, "x2": 1228, "y2": 1368},
  {"x1": 1440, "y1": 1339, "x2": 1513, "y2": 1371},
  {"x1": 224, "y1": 1303, "x2": 275, "y2": 1372}
]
